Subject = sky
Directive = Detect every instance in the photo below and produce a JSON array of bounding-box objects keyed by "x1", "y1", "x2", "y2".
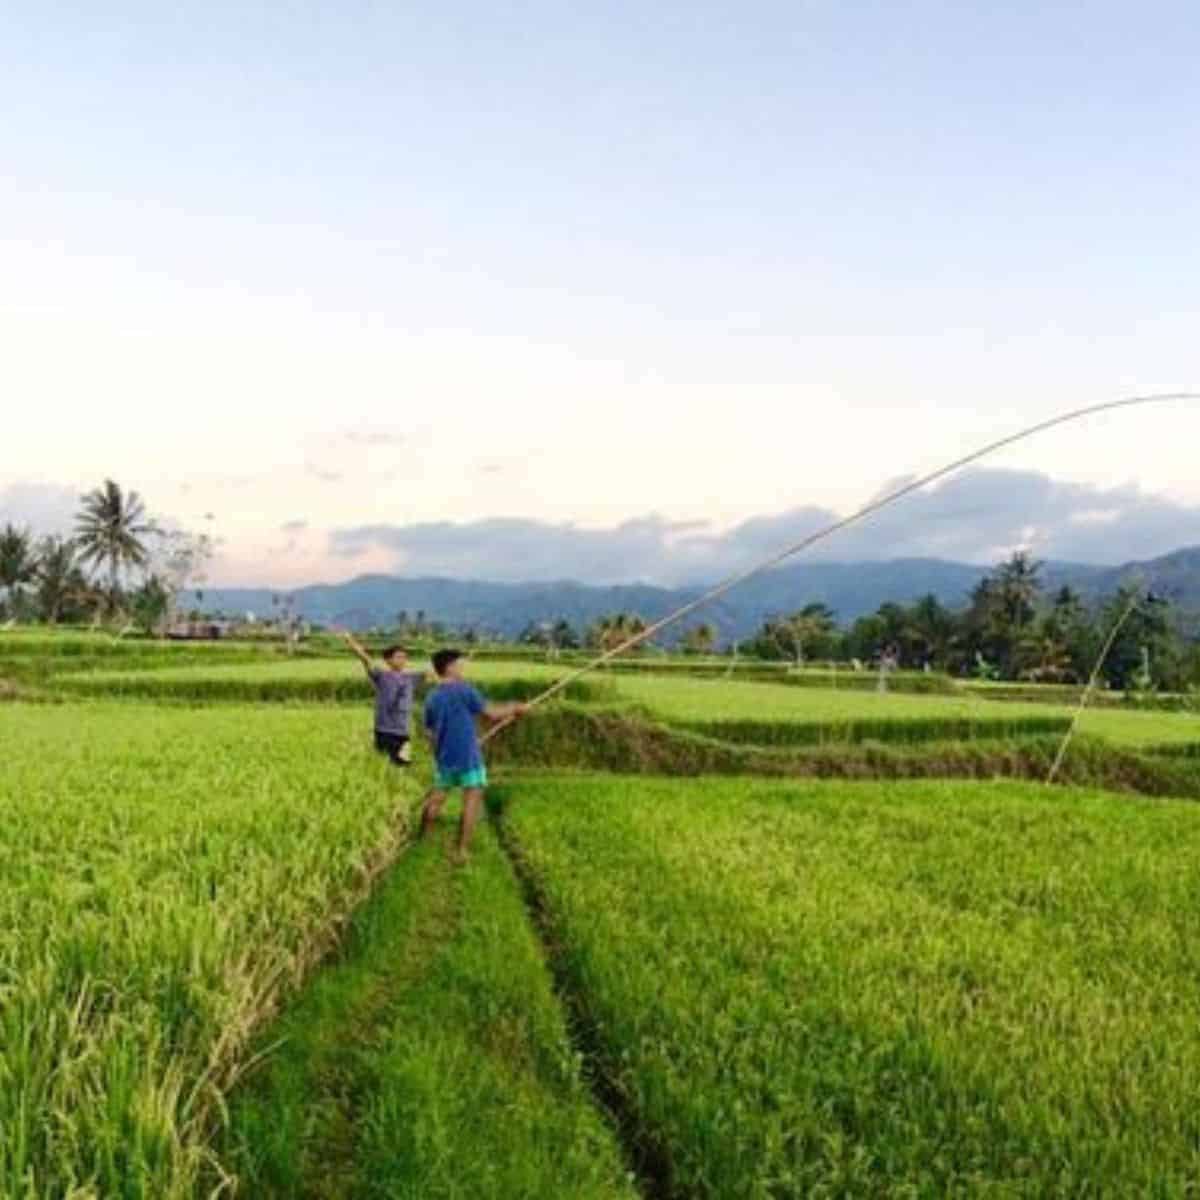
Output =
[{"x1": 2, "y1": 1, "x2": 1198, "y2": 586}]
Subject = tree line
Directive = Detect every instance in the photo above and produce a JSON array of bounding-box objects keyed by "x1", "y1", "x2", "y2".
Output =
[
  {"x1": 742, "y1": 553, "x2": 1197, "y2": 691},
  {"x1": 6, "y1": 495, "x2": 1196, "y2": 693},
  {"x1": 516, "y1": 554, "x2": 1197, "y2": 693},
  {"x1": 0, "y1": 480, "x2": 211, "y2": 631}
]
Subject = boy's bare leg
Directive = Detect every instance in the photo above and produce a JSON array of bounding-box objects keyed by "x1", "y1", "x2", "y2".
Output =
[
  {"x1": 454, "y1": 788, "x2": 484, "y2": 863},
  {"x1": 421, "y1": 789, "x2": 447, "y2": 837}
]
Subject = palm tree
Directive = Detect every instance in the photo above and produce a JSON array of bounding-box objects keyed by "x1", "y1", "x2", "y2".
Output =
[
  {"x1": 75, "y1": 480, "x2": 155, "y2": 602},
  {"x1": 790, "y1": 603, "x2": 837, "y2": 666},
  {"x1": 681, "y1": 622, "x2": 717, "y2": 655},
  {"x1": 589, "y1": 611, "x2": 649, "y2": 653},
  {"x1": 908, "y1": 594, "x2": 955, "y2": 668},
  {"x1": 0, "y1": 523, "x2": 36, "y2": 613},
  {"x1": 995, "y1": 552, "x2": 1043, "y2": 632},
  {"x1": 1019, "y1": 632, "x2": 1072, "y2": 683},
  {"x1": 33, "y1": 536, "x2": 91, "y2": 624}
]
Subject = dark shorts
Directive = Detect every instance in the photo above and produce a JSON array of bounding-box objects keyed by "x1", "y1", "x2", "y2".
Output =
[{"x1": 374, "y1": 730, "x2": 411, "y2": 766}]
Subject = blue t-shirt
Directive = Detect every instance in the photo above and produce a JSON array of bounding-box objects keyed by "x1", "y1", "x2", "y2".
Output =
[{"x1": 424, "y1": 682, "x2": 486, "y2": 772}]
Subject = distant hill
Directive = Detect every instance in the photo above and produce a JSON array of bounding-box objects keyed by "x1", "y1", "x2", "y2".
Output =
[
  {"x1": 203, "y1": 547, "x2": 1200, "y2": 643},
  {"x1": 1052, "y1": 546, "x2": 1200, "y2": 607}
]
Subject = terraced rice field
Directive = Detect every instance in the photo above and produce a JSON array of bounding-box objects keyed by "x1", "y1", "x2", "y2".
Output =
[
  {"x1": 39, "y1": 650, "x2": 1200, "y2": 748},
  {"x1": 4, "y1": 640, "x2": 1200, "y2": 1196},
  {"x1": 49, "y1": 657, "x2": 584, "y2": 704},
  {"x1": 613, "y1": 672, "x2": 1200, "y2": 748}
]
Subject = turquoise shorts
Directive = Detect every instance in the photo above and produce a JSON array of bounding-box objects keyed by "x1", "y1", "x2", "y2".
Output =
[{"x1": 435, "y1": 765, "x2": 488, "y2": 790}]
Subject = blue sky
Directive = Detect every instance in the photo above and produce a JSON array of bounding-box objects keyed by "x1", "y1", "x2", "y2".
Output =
[{"x1": 3, "y1": 2, "x2": 1198, "y2": 584}]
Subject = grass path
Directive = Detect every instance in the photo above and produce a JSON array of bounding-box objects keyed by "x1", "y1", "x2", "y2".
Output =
[{"x1": 218, "y1": 816, "x2": 636, "y2": 1199}]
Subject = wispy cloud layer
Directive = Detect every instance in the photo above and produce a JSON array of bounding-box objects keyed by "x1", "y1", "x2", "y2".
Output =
[
  {"x1": 5, "y1": 469, "x2": 1197, "y2": 587},
  {"x1": 328, "y1": 469, "x2": 1200, "y2": 585}
]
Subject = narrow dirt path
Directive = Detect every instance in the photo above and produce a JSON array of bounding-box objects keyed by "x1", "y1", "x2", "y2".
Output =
[
  {"x1": 218, "y1": 840, "x2": 458, "y2": 1198},
  {"x1": 217, "y1": 812, "x2": 636, "y2": 1199}
]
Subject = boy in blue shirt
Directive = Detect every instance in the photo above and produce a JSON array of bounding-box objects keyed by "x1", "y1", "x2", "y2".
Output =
[{"x1": 422, "y1": 648, "x2": 528, "y2": 864}]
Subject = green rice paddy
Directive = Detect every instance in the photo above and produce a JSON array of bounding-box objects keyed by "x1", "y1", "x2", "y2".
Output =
[{"x1": 3, "y1": 634, "x2": 1199, "y2": 1196}]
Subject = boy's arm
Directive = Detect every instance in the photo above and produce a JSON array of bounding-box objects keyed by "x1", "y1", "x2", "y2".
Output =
[
  {"x1": 482, "y1": 701, "x2": 531, "y2": 723},
  {"x1": 341, "y1": 631, "x2": 375, "y2": 676}
]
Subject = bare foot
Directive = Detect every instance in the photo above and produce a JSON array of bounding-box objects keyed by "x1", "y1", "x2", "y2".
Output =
[{"x1": 451, "y1": 848, "x2": 470, "y2": 867}]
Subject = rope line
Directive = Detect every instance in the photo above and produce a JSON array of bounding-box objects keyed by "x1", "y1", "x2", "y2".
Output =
[
  {"x1": 483, "y1": 391, "x2": 1198, "y2": 743},
  {"x1": 1045, "y1": 589, "x2": 1145, "y2": 784}
]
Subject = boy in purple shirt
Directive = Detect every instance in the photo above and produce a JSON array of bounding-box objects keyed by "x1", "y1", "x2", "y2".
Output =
[
  {"x1": 421, "y1": 648, "x2": 528, "y2": 864},
  {"x1": 343, "y1": 633, "x2": 427, "y2": 766}
]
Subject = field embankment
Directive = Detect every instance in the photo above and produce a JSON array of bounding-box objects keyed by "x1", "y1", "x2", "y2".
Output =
[{"x1": 487, "y1": 705, "x2": 1200, "y2": 798}]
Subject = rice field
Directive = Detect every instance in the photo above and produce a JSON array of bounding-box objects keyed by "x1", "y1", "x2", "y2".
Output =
[
  {"x1": 50, "y1": 657, "x2": 612, "y2": 705},
  {"x1": 36, "y1": 649, "x2": 1200, "y2": 748},
  {"x1": 3, "y1": 637, "x2": 1200, "y2": 1196},
  {"x1": 614, "y1": 672, "x2": 1200, "y2": 747},
  {"x1": 0, "y1": 702, "x2": 413, "y2": 1199},
  {"x1": 503, "y1": 774, "x2": 1200, "y2": 1197}
]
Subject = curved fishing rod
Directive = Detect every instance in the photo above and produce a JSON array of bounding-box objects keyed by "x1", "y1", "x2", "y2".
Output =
[{"x1": 483, "y1": 391, "x2": 1199, "y2": 743}]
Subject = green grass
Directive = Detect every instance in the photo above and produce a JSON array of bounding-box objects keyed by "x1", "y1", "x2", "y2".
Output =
[
  {"x1": 0, "y1": 630, "x2": 333, "y2": 690},
  {"x1": 613, "y1": 672, "x2": 1200, "y2": 747},
  {"x1": 220, "y1": 826, "x2": 636, "y2": 1199},
  {"x1": 676, "y1": 714, "x2": 1070, "y2": 746},
  {"x1": 0, "y1": 702, "x2": 415, "y2": 1200},
  {"x1": 503, "y1": 774, "x2": 1200, "y2": 1197},
  {"x1": 591, "y1": 658, "x2": 962, "y2": 693},
  {"x1": 50, "y1": 658, "x2": 614, "y2": 705}
]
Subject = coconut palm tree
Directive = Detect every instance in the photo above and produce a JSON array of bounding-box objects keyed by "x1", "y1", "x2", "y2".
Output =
[
  {"x1": 75, "y1": 480, "x2": 155, "y2": 604},
  {"x1": 995, "y1": 552, "x2": 1043, "y2": 633},
  {"x1": 589, "y1": 612, "x2": 649, "y2": 653}
]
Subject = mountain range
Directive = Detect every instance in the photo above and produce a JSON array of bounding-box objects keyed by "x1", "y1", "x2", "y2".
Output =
[{"x1": 201, "y1": 546, "x2": 1200, "y2": 643}]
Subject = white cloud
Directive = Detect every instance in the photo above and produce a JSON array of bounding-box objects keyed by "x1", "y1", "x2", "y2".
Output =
[{"x1": 327, "y1": 468, "x2": 1200, "y2": 585}]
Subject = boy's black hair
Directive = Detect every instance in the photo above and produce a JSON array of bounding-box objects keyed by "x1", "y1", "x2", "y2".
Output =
[
  {"x1": 432, "y1": 648, "x2": 464, "y2": 677},
  {"x1": 381, "y1": 644, "x2": 407, "y2": 661}
]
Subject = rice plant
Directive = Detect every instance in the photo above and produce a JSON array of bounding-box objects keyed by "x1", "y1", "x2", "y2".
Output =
[
  {"x1": 0, "y1": 702, "x2": 414, "y2": 1199},
  {"x1": 505, "y1": 774, "x2": 1200, "y2": 1197}
]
